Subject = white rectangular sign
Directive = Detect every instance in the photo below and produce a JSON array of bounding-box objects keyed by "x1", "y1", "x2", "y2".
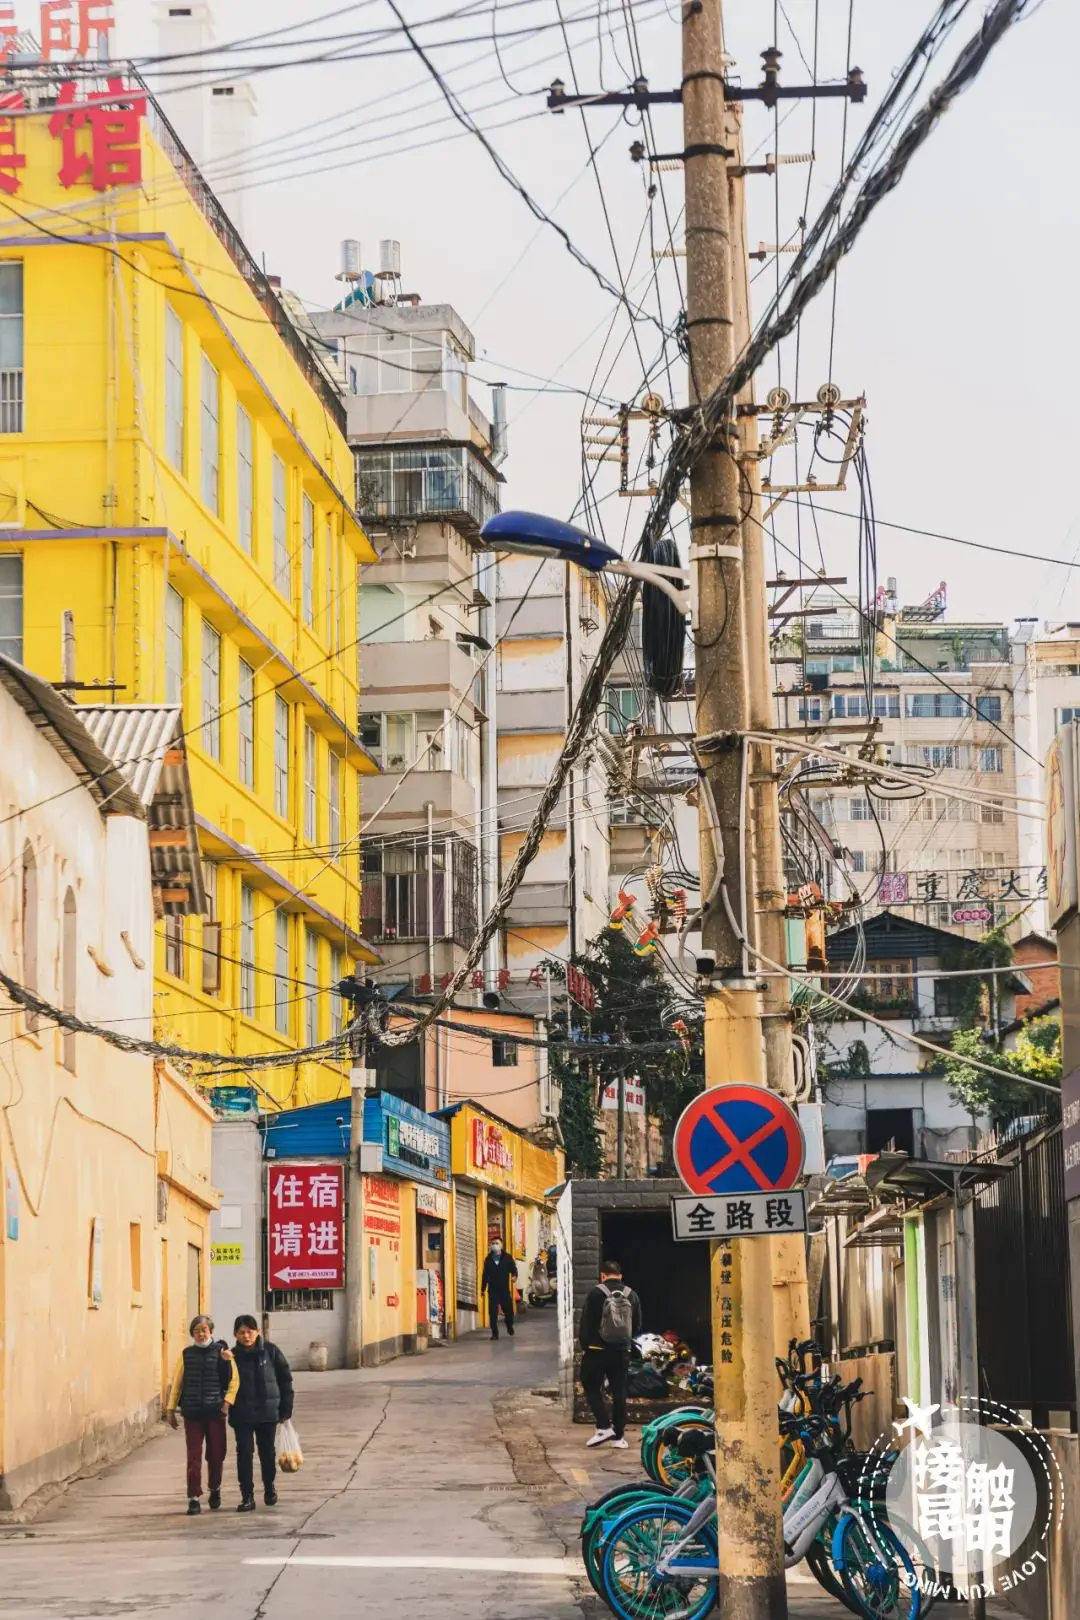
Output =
[
  {"x1": 670, "y1": 1190, "x2": 807, "y2": 1241},
  {"x1": 601, "y1": 1080, "x2": 645, "y2": 1113}
]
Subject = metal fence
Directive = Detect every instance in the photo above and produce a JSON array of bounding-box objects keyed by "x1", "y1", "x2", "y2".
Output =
[{"x1": 973, "y1": 1122, "x2": 1075, "y2": 1423}]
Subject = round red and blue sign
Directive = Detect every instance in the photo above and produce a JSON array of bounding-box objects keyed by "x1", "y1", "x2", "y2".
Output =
[{"x1": 672, "y1": 1084, "x2": 805, "y2": 1196}]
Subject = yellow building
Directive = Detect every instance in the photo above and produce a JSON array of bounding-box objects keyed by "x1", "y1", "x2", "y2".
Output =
[{"x1": 0, "y1": 71, "x2": 379, "y2": 1104}]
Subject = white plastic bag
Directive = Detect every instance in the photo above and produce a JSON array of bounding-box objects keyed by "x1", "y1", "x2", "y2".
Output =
[{"x1": 276, "y1": 1418, "x2": 303, "y2": 1473}]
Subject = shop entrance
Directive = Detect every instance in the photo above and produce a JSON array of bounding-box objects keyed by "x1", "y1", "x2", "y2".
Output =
[
  {"x1": 416, "y1": 1215, "x2": 447, "y2": 1339},
  {"x1": 487, "y1": 1195, "x2": 506, "y2": 1246},
  {"x1": 600, "y1": 1209, "x2": 711, "y2": 1361}
]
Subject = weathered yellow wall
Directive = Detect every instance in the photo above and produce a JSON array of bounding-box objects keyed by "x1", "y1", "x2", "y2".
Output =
[
  {"x1": 0, "y1": 105, "x2": 380, "y2": 1110},
  {"x1": 155, "y1": 1065, "x2": 219, "y2": 1398}
]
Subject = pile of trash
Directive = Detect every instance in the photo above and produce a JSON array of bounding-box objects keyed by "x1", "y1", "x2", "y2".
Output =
[{"x1": 626, "y1": 1332, "x2": 713, "y2": 1400}]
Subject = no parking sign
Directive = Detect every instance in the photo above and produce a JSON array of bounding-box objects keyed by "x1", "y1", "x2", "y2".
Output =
[{"x1": 672, "y1": 1085, "x2": 805, "y2": 1197}]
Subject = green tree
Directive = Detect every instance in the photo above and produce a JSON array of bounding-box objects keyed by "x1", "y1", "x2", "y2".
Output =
[
  {"x1": 555, "y1": 1050, "x2": 603, "y2": 1176},
  {"x1": 944, "y1": 1016, "x2": 1061, "y2": 1127},
  {"x1": 549, "y1": 926, "x2": 704, "y2": 1174}
]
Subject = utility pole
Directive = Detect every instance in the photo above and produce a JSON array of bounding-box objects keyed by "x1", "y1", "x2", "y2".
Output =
[{"x1": 684, "y1": 3, "x2": 786, "y2": 1616}]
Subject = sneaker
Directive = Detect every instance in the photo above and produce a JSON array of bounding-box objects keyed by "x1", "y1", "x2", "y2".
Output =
[
  {"x1": 208, "y1": 1489, "x2": 221, "y2": 1511},
  {"x1": 264, "y1": 1487, "x2": 278, "y2": 1507},
  {"x1": 611, "y1": 1438, "x2": 629, "y2": 1449},
  {"x1": 507, "y1": 1327, "x2": 515, "y2": 1336},
  {"x1": 586, "y1": 1428, "x2": 616, "y2": 1448},
  {"x1": 237, "y1": 1498, "x2": 256, "y2": 1514},
  {"x1": 490, "y1": 1332, "x2": 499, "y2": 1341},
  {"x1": 186, "y1": 1498, "x2": 201, "y2": 1516}
]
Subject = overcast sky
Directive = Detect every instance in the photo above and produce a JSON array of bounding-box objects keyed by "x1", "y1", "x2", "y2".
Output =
[{"x1": 114, "y1": 0, "x2": 1079, "y2": 629}]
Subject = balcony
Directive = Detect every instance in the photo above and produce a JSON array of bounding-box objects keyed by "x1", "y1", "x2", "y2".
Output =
[
  {"x1": 362, "y1": 637, "x2": 480, "y2": 709},
  {"x1": 359, "y1": 767, "x2": 478, "y2": 836},
  {"x1": 497, "y1": 690, "x2": 566, "y2": 734},
  {"x1": 355, "y1": 446, "x2": 499, "y2": 537},
  {"x1": 495, "y1": 594, "x2": 564, "y2": 640}
]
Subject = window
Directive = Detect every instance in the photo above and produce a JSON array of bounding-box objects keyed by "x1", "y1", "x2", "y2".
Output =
[
  {"x1": 328, "y1": 751, "x2": 341, "y2": 856},
  {"x1": 272, "y1": 455, "x2": 288, "y2": 595},
  {"x1": 905, "y1": 744, "x2": 970, "y2": 770},
  {"x1": 201, "y1": 861, "x2": 221, "y2": 996},
  {"x1": 21, "y1": 841, "x2": 37, "y2": 1030},
  {"x1": 240, "y1": 884, "x2": 255, "y2": 1017},
  {"x1": 606, "y1": 686, "x2": 655, "y2": 735},
  {"x1": 274, "y1": 696, "x2": 290, "y2": 817},
  {"x1": 129, "y1": 1222, "x2": 142, "y2": 1298},
  {"x1": 165, "y1": 306, "x2": 184, "y2": 470},
  {"x1": 977, "y1": 695, "x2": 1002, "y2": 723},
  {"x1": 978, "y1": 747, "x2": 1003, "y2": 773},
  {"x1": 237, "y1": 404, "x2": 254, "y2": 553},
  {"x1": 0, "y1": 261, "x2": 23, "y2": 433},
  {"x1": 1055, "y1": 707, "x2": 1080, "y2": 730},
  {"x1": 165, "y1": 585, "x2": 183, "y2": 706},
  {"x1": 0, "y1": 551, "x2": 21, "y2": 660},
  {"x1": 492, "y1": 1038, "x2": 519, "y2": 1067},
  {"x1": 325, "y1": 515, "x2": 335, "y2": 649},
  {"x1": 331, "y1": 945, "x2": 346, "y2": 1036},
  {"x1": 351, "y1": 330, "x2": 443, "y2": 395},
  {"x1": 305, "y1": 928, "x2": 319, "y2": 1048},
  {"x1": 301, "y1": 494, "x2": 315, "y2": 625},
  {"x1": 164, "y1": 914, "x2": 184, "y2": 979},
  {"x1": 980, "y1": 800, "x2": 1004, "y2": 824},
  {"x1": 349, "y1": 365, "x2": 358, "y2": 394},
  {"x1": 866, "y1": 959, "x2": 915, "y2": 1006},
  {"x1": 832, "y1": 693, "x2": 868, "y2": 719},
  {"x1": 200, "y1": 353, "x2": 220, "y2": 512},
  {"x1": 238, "y1": 658, "x2": 255, "y2": 787},
  {"x1": 583, "y1": 843, "x2": 593, "y2": 899},
  {"x1": 905, "y1": 692, "x2": 967, "y2": 719},
  {"x1": 873, "y1": 693, "x2": 900, "y2": 719},
  {"x1": 354, "y1": 445, "x2": 499, "y2": 531},
  {"x1": 274, "y1": 912, "x2": 290, "y2": 1035},
  {"x1": 933, "y1": 978, "x2": 969, "y2": 1019},
  {"x1": 200, "y1": 620, "x2": 221, "y2": 760},
  {"x1": 415, "y1": 711, "x2": 444, "y2": 770},
  {"x1": 62, "y1": 886, "x2": 76, "y2": 1071},
  {"x1": 797, "y1": 698, "x2": 824, "y2": 723},
  {"x1": 304, "y1": 725, "x2": 317, "y2": 842}
]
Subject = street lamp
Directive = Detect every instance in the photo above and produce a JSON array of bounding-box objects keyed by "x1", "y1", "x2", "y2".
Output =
[{"x1": 480, "y1": 510, "x2": 691, "y2": 615}]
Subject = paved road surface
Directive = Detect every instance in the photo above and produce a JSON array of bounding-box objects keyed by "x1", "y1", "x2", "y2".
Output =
[{"x1": 0, "y1": 1311, "x2": 851, "y2": 1618}]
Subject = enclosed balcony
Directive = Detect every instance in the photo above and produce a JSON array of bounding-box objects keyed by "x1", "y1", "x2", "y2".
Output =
[{"x1": 355, "y1": 446, "x2": 499, "y2": 537}]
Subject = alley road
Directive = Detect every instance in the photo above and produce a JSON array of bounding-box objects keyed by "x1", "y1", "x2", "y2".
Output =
[{"x1": 0, "y1": 1311, "x2": 846, "y2": 1618}]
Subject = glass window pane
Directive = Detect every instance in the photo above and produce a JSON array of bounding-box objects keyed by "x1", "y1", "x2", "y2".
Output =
[
  {"x1": 0, "y1": 551, "x2": 22, "y2": 659},
  {"x1": 0, "y1": 263, "x2": 23, "y2": 315}
]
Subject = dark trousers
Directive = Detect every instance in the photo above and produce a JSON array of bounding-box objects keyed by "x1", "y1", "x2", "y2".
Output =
[
  {"x1": 234, "y1": 1421, "x2": 277, "y2": 1500},
  {"x1": 581, "y1": 1347, "x2": 629, "y2": 1438},
  {"x1": 488, "y1": 1291, "x2": 514, "y2": 1335},
  {"x1": 184, "y1": 1414, "x2": 227, "y2": 1499}
]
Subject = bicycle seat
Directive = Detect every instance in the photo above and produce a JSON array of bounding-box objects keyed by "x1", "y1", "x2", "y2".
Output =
[{"x1": 676, "y1": 1428, "x2": 715, "y2": 1460}]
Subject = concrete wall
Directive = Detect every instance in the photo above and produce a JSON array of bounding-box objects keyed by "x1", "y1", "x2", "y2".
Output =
[
  {"x1": 209, "y1": 1118, "x2": 264, "y2": 1338},
  {"x1": 0, "y1": 697, "x2": 169, "y2": 1509}
]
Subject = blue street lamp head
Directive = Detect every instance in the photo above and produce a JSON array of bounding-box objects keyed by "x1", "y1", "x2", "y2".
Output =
[{"x1": 480, "y1": 510, "x2": 622, "y2": 573}]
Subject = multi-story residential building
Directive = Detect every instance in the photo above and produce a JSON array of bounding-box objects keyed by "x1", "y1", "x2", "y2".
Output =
[
  {"x1": 495, "y1": 551, "x2": 612, "y2": 1012},
  {"x1": 776, "y1": 584, "x2": 1024, "y2": 937},
  {"x1": 0, "y1": 60, "x2": 379, "y2": 1107},
  {"x1": 1011, "y1": 619, "x2": 1080, "y2": 934},
  {"x1": 310, "y1": 279, "x2": 502, "y2": 1001}
]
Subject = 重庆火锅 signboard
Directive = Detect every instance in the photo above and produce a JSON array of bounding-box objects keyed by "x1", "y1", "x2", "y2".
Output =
[{"x1": 267, "y1": 1164, "x2": 344, "y2": 1290}]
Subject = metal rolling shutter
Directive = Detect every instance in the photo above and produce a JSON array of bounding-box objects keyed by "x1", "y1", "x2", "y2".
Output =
[{"x1": 455, "y1": 1189, "x2": 478, "y2": 1310}]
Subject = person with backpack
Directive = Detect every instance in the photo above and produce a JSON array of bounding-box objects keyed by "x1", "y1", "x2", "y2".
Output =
[{"x1": 578, "y1": 1258, "x2": 642, "y2": 1448}]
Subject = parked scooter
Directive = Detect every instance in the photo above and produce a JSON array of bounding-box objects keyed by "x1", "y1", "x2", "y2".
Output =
[{"x1": 527, "y1": 1248, "x2": 557, "y2": 1307}]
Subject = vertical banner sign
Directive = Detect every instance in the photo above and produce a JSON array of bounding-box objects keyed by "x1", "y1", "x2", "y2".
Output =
[
  {"x1": 267, "y1": 1164, "x2": 345, "y2": 1289},
  {"x1": 712, "y1": 1234, "x2": 744, "y2": 1420}
]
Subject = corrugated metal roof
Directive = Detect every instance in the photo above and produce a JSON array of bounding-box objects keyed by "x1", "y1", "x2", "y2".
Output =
[
  {"x1": 0, "y1": 654, "x2": 142, "y2": 816},
  {"x1": 77, "y1": 704, "x2": 206, "y2": 917},
  {"x1": 78, "y1": 704, "x2": 183, "y2": 807},
  {"x1": 263, "y1": 1100, "x2": 352, "y2": 1159}
]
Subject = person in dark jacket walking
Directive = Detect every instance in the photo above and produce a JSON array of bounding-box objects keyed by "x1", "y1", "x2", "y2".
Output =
[
  {"x1": 578, "y1": 1259, "x2": 642, "y2": 1448},
  {"x1": 480, "y1": 1238, "x2": 518, "y2": 1339},
  {"x1": 165, "y1": 1314, "x2": 239, "y2": 1514},
  {"x1": 230, "y1": 1315, "x2": 294, "y2": 1512}
]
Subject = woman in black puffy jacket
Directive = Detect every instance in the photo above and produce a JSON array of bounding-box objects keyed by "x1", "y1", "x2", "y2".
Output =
[{"x1": 230, "y1": 1314, "x2": 294, "y2": 1513}]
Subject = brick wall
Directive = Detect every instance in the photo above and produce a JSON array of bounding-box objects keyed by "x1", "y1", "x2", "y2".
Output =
[{"x1": 1013, "y1": 934, "x2": 1060, "y2": 1020}]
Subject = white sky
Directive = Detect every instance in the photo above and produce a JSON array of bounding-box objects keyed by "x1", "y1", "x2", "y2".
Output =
[{"x1": 109, "y1": 0, "x2": 1080, "y2": 628}]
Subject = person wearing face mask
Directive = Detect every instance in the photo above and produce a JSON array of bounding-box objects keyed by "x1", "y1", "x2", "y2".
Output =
[
  {"x1": 480, "y1": 1236, "x2": 518, "y2": 1340},
  {"x1": 164, "y1": 1314, "x2": 239, "y2": 1515}
]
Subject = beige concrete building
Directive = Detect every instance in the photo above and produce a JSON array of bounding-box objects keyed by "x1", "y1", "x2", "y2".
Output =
[
  {"x1": 775, "y1": 585, "x2": 1024, "y2": 938},
  {"x1": 0, "y1": 659, "x2": 212, "y2": 1510}
]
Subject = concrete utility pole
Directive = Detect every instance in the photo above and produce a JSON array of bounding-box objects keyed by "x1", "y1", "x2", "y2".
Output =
[{"x1": 684, "y1": 1, "x2": 787, "y2": 1615}]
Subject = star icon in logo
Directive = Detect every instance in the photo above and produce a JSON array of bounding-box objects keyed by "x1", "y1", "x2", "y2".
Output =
[{"x1": 892, "y1": 1396, "x2": 940, "y2": 1441}]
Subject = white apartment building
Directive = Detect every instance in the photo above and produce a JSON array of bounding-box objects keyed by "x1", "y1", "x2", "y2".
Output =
[
  {"x1": 1011, "y1": 619, "x2": 1080, "y2": 934},
  {"x1": 775, "y1": 585, "x2": 1026, "y2": 939}
]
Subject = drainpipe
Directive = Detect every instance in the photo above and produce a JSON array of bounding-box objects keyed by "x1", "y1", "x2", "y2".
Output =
[{"x1": 426, "y1": 800, "x2": 436, "y2": 991}]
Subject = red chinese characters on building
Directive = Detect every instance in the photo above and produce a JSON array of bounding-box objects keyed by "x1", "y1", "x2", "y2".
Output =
[
  {"x1": 0, "y1": 90, "x2": 24, "y2": 196},
  {"x1": 50, "y1": 77, "x2": 146, "y2": 191},
  {"x1": 472, "y1": 1117, "x2": 514, "y2": 1175},
  {"x1": 39, "y1": 0, "x2": 114, "y2": 62},
  {"x1": 267, "y1": 1164, "x2": 345, "y2": 1290},
  {"x1": 567, "y1": 964, "x2": 597, "y2": 1012}
]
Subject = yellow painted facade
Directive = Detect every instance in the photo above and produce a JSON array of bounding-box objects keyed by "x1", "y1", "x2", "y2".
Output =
[{"x1": 0, "y1": 98, "x2": 380, "y2": 1107}]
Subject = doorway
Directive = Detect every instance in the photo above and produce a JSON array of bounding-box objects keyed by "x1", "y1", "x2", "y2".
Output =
[
  {"x1": 416, "y1": 1215, "x2": 447, "y2": 1338},
  {"x1": 866, "y1": 1109, "x2": 915, "y2": 1157}
]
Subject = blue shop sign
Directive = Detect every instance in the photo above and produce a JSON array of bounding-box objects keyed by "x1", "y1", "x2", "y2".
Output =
[{"x1": 363, "y1": 1091, "x2": 451, "y2": 1188}]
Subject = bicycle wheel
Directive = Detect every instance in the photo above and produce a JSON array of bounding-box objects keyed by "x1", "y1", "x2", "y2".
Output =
[
  {"x1": 582, "y1": 1485, "x2": 675, "y2": 1598},
  {"x1": 654, "y1": 1419, "x2": 714, "y2": 1488},
  {"x1": 601, "y1": 1499, "x2": 718, "y2": 1620},
  {"x1": 833, "y1": 1511, "x2": 920, "y2": 1620},
  {"x1": 805, "y1": 1537, "x2": 861, "y2": 1615},
  {"x1": 874, "y1": 1511, "x2": 937, "y2": 1619}
]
